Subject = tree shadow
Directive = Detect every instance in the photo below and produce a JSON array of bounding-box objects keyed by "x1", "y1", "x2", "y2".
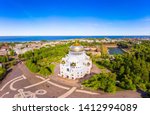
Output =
[
  {"x1": 0, "y1": 68, "x2": 12, "y2": 81},
  {"x1": 137, "y1": 89, "x2": 150, "y2": 98},
  {"x1": 78, "y1": 72, "x2": 96, "y2": 83}
]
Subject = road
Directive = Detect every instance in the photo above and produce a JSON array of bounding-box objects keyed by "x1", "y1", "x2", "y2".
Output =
[{"x1": 0, "y1": 63, "x2": 142, "y2": 98}]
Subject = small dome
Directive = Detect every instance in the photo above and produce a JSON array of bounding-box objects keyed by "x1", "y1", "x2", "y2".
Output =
[
  {"x1": 70, "y1": 45, "x2": 84, "y2": 52},
  {"x1": 70, "y1": 40, "x2": 84, "y2": 52}
]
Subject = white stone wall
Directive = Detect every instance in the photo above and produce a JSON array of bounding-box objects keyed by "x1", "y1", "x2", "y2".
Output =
[{"x1": 59, "y1": 50, "x2": 92, "y2": 80}]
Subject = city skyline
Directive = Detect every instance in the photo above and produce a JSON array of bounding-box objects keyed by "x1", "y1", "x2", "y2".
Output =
[{"x1": 0, "y1": 0, "x2": 150, "y2": 36}]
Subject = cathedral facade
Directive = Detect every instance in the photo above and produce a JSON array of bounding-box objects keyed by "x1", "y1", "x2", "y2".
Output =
[{"x1": 59, "y1": 42, "x2": 92, "y2": 79}]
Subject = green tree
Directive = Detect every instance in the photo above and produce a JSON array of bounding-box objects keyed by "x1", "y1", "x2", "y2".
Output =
[
  {"x1": 0, "y1": 67, "x2": 6, "y2": 80},
  {"x1": 82, "y1": 72, "x2": 116, "y2": 93},
  {"x1": 10, "y1": 49, "x2": 15, "y2": 56},
  {"x1": 0, "y1": 56, "x2": 8, "y2": 62},
  {"x1": 119, "y1": 66, "x2": 125, "y2": 75},
  {"x1": 39, "y1": 67, "x2": 51, "y2": 77}
]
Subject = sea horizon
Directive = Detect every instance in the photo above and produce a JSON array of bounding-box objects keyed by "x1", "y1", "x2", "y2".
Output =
[{"x1": 0, "y1": 35, "x2": 150, "y2": 43}]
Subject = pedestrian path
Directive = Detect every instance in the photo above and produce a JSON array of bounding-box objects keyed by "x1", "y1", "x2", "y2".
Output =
[{"x1": 58, "y1": 87, "x2": 77, "y2": 98}]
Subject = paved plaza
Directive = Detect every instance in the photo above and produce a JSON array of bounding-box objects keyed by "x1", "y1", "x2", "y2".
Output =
[{"x1": 0, "y1": 63, "x2": 142, "y2": 98}]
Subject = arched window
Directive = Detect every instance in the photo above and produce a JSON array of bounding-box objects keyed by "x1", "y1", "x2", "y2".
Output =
[
  {"x1": 61, "y1": 60, "x2": 65, "y2": 64},
  {"x1": 87, "y1": 62, "x2": 90, "y2": 66},
  {"x1": 70, "y1": 62, "x2": 76, "y2": 67}
]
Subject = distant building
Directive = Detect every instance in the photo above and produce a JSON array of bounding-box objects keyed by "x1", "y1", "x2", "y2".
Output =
[
  {"x1": 0, "y1": 46, "x2": 9, "y2": 56},
  {"x1": 14, "y1": 47, "x2": 32, "y2": 55},
  {"x1": 59, "y1": 42, "x2": 92, "y2": 79}
]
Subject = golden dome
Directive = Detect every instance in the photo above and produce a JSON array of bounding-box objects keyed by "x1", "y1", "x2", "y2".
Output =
[
  {"x1": 70, "y1": 41, "x2": 84, "y2": 52},
  {"x1": 74, "y1": 40, "x2": 80, "y2": 46}
]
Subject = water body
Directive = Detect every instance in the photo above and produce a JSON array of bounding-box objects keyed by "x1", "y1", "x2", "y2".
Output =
[
  {"x1": 108, "y1": 47, "x2": 124, "y2": 55},
  {"x1": 0, "y1": 36, "x2": 150, "y2": 42}
]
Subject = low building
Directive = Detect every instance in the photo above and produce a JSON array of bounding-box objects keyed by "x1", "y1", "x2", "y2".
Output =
[
  {"x1": 14, "y1": 47, "x2": 32, "y2": 55},
  {"x1": 0, "y1": 46, "x2": 9, "y2": 56}
]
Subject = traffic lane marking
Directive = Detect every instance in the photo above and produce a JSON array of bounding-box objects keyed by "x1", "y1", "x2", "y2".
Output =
[
  {"x1": 0, "y1": 92, "x2": 9, "y2": 98},
  {"x1": 58, "y1": 87, "x2": 77, "y2": 98},
  {"x1": 10, "y1": 78, "x2": 25, "y2": 91},
  {"x1": 24, "y1": 78, "x2": 50, "y2": 89},
  {"x1": 0, "y1": 75, "x2": 25, "y2": 91}
]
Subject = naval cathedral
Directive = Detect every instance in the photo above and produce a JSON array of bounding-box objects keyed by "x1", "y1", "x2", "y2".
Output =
[{"x1": 59, "y1": 42, "x2": 92, "y2": 79}]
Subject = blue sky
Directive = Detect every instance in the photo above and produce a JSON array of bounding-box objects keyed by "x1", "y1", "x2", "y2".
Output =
[{"x1": 0, "y1": 0, "x2": 150, "y2": 36}]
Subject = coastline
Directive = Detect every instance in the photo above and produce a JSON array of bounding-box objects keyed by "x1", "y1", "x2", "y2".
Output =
[{"x1": 0, "y1": 35, "x2": 150, "y2": 43}]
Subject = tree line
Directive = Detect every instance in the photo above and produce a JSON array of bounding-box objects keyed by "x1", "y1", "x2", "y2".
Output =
[
  {"x1": 21, "y1": 44, "x2": 70, "y2": 77},
  {"x1": 92, "y1": 41, "x2": 150, "y2": 94}
]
